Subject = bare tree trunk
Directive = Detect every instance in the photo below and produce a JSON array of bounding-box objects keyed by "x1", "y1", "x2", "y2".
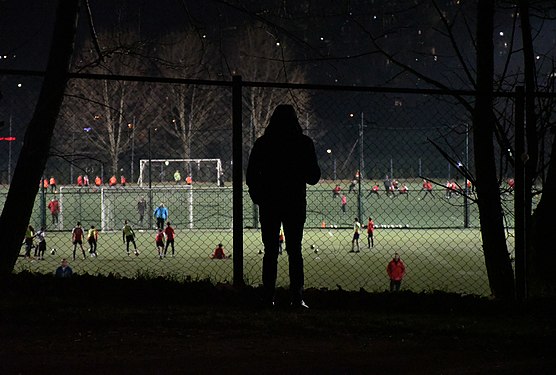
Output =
[
  {"x1": 474, "y1": 0, "x2": 515, "y2": 299},
  {"x1": 0, "y1": 0, "x2": 80, "y2": 276},
  {"x1": 529, "y1": 137, "x2": 556, "y2": 295},
  {"x1": 517, "y1": 0, "x2": 556, "y2": 297}
]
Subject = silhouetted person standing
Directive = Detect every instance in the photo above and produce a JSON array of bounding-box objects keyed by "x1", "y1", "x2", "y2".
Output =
[{"x1": 247, "y1": 104, "x2": 321, "y2": 308}]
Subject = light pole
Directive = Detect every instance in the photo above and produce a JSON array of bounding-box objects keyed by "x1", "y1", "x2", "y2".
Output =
[
  {"x1": 350, "y1": 112, "x2": 365, "y2": 222},
  {"x1": 128, "y1": 118, "x2": 135, "y2": 183},
  {"x1": 8, "y1": 115, "x2": 12, "y2": 184},
  {"x1": 326, "y1": 149, "x2": 337, "y2": 180},
  {"x1": 463, "y1": 123, "x2": 470, "y2": 228}
]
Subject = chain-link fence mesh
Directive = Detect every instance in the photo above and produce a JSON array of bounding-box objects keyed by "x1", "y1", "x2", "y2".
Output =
[{"x1": 2, "y1": 74, "x2": 519, "y2": 295}]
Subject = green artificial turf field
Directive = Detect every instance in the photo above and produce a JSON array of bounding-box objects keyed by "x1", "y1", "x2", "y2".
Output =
[{"x1": 8, "y1": 179, "x2": 518, "y2": 296}]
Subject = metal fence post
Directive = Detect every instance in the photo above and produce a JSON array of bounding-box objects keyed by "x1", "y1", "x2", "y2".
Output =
[
  {"x1": 232, "y1": 76, "x2": 244, "y2": 286},
  {"x1": 514, "y1": 86, "x2": 526, "y2": 300}
]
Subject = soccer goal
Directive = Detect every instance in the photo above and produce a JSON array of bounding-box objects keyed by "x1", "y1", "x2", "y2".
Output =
[
  {"x1": 100, "y1": 186, "x2": 194, "y2": 231},
  {"x1": 137, "y1": 159, "x2": 223, "y2": 187}
]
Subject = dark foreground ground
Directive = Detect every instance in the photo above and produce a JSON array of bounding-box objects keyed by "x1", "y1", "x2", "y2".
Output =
[{"x1": 0, "y1": 273, "x2": 555, "y2": 375}]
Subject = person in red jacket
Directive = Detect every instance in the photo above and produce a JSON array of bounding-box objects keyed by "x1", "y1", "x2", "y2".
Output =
[
  {"x1": 164, "y1": 221, "x2": 175, "y2": 257},
  {"x1": 155, "y1": 229, "x2": 165, "y2": 259},
  {"x1": 47, "y1": 198, "x2": 60, "y2": 226},
  {"x1": 367, "y1": 183, "x2": 380, "y2": 197},
  {"x1": 109, "y1": 175, "x2": 117, "y2": 187},
  {"x1": 367, "y1": 217, "x2": 375, "y2": 248},
  {"x1": 77, "y1": 175, "x2": 83, "y2": 187},
  {"x1": 49, "y1": 176, "x2": 57, "y2": 193},
  {"x1": 332, "y1": 184, "x2": 341, "y2": 198},
  {"x1": 422, "y1": 179, "x2": 433, "y2": 199},
  {"x1": 210, "y1": 243, "x2": 229, "y2": 259},
  {"x1": 94, "y1": 176, "x2": 102, "y2": 186},
  {"x1": 120, "y1": 175, "x2": 126, "y2": 186},
  {"x1": 507, "y1": 178, "x2": 515, "y2": 193},
  {"x1": 399, "y1": 183, "x2": 408, "y2": 197},
  {"x1": 387, "y1": 253, "x2": 406, "y2": 292}
]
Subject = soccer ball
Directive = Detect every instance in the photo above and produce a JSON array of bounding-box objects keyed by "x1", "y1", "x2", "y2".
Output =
[{"x1": 50, "y1": 248, "x2": 56, "y2": 255}]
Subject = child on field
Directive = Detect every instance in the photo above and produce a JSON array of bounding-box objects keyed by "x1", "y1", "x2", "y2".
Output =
[
  {"x1": 87, "y1": 225, "x2": 98, "y2": 257},
  {"x1": 122, "y1": 220, "x2": 139, "y2": 256},
  {"x1": 35, "y1": 226, "x2": 47, "y2": 260},
  {"x1": 164, "y1": 221, "x2": 175, "y2": 257},
  {"x1": 24, "y1": 224, "x2": 35, "y2": 258},
  {"x1": 155, "y1": 229, "x2": 165, "y2": 259},
  {"x1": 210, "y1": 243, "x2": 230, "y2": 259},
  {"x1": 350, "y1": 218, "x2": 361, "y2": 253},
  {"x1": 72, "y1": 222, "x2": 86, "y2": 260}
]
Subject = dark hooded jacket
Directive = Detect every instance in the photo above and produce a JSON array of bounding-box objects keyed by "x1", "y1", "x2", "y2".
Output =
[{"x1": 246, "y1": 105, "x2": 321, "y2": 206}]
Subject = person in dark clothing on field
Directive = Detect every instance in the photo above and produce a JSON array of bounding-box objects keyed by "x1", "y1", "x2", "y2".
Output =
[
  {"x1": 137, "y1": 197, "x2": 146, "y2": 226},
  {"x1": 247, "y1": 104, "x2": 321, "y2": 309}
]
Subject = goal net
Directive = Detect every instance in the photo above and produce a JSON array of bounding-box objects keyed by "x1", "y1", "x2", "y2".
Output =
[
  {"x1": 99, "y1": 186, "x2": 195, "y2": 231},
  {"x1": 137, "y1": 159, "x2": 223, "y2": 187}
]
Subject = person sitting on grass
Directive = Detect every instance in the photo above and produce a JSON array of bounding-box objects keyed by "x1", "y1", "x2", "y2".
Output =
[{"x1": 210, "y1": 243, "x2": 230, "y2": 259}]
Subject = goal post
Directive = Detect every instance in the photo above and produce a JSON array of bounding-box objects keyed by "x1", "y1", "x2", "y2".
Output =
[
  {"x1": 137, "y1": 158, "x2": 223, "y2": 187},
  {"x1": 100, "y1": 186, "x2": 194, "y2": 231}
]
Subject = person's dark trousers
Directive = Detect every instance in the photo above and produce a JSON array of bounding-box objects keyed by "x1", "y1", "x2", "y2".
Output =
[
  {"x1": 164, "y1": 239, "x2": 175, "y2": 256},
  {"x1": 259, "y1": 202, "x2": 306, "y2": 304},
  {"x1": 390, "y1": 280, "x2": 401, "y2": 292},
  {"x1": 88, "y1": 238, "x2": 97, "y2": 254},
  {"x1": 157, "y1": 218, "x2": 164, "y2": 229}
]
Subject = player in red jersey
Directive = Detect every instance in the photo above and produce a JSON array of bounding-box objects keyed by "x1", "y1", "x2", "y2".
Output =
[
  {"x1": 71, "y1": 222, "x2": 86, "y2": 260},
  {"x1": 367, "y1": 217, "x2": 375, "y2": 248},
  {"x1": 164, "y1": 222, "x2": 175, "y2": 257},
  {"x1": 155, "y1": 229, "x2": 165, "y2": 259}
]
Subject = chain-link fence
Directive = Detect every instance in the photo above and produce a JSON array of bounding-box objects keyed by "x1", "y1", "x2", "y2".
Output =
[{"x1": 2, "y1": 73, "x2": 520, "y2": 295}]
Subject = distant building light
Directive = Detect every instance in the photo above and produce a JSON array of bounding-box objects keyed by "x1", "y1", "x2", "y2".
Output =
[
  {"x1": 536, "y1": 55, "x2": 541, "y2": 60},
  {"x1": 320, "y1": 37, "x2": 324, "y2": 41},
  {"x1": 0, "y1": 137, "x2": 16, "y2": 141},
  {"x1": 499, "y1": 31, "x2": 504, "y2": 37},
  {"x1": 433, "y1": 55, "x2": 438, "y2": 61},
  {"x1": 394, "y1": 99, "x2": 403, "y2": 107},
  {"x1": 83, "y1": 127, "x2": 92, "y2": 132},
  {"x1": 276, "y1": 42, "x2": 280, "y2": 46},
  {"x1": 17, "y1": 83, "x2": 22, "y2": 88},
  {"x1": 418, "y1": 30, "x2": 422, "y2": 35}
]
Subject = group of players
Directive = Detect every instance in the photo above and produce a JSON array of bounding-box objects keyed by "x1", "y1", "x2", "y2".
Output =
[{"x1": 332, "y1": 174, "x2": 481, "y2": 204}]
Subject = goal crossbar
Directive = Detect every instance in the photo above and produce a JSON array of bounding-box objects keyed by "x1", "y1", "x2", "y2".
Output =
[{"x1": 137, "y1": 158, "x2": 222, "y2": 187}]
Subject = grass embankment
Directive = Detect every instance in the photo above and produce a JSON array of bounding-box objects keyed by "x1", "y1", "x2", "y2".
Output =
[{"x1": 0, "y1": 273, "x2": 554, "y2": 374}]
